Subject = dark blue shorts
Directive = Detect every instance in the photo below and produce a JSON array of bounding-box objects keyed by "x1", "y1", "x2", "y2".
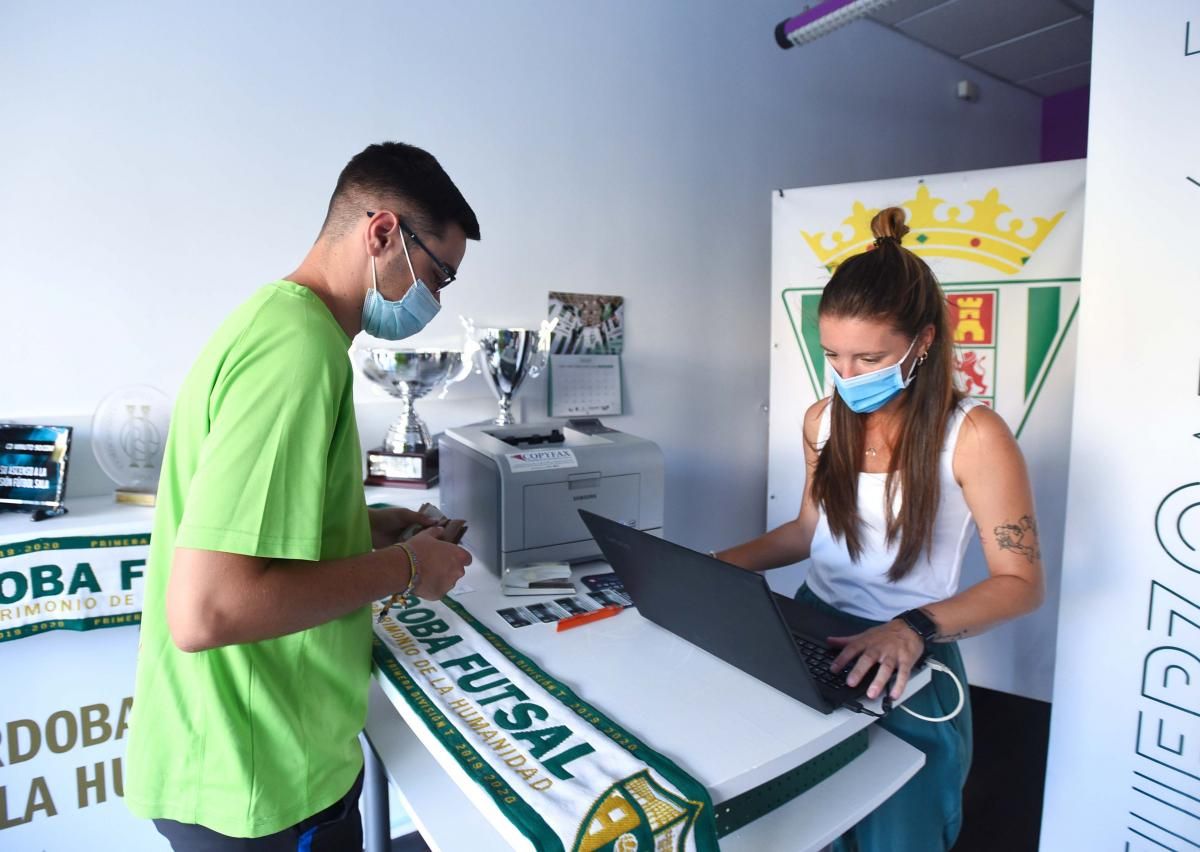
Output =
[{"x1": 152, "y1": 771, "x2": 364, "y2": 852}]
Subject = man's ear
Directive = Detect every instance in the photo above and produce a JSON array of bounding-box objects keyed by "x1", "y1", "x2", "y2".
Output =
[{"x1": 365, "y1": 210, "x2": 399, "y2": 256}]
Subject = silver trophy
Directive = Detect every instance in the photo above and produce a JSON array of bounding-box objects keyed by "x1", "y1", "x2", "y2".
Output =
[
  {"x1": 357, "y1": 348, "x2": 467, "y2": 487},
  {"x1": 471, "y1": 324, "x2": 554, "y2": 425}
]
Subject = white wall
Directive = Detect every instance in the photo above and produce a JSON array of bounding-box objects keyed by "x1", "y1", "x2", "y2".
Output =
[{"x1": 0, "y1": 0, "x2": 1042, "y2": 552}]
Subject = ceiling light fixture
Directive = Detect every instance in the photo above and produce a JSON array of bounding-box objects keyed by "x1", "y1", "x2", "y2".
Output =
[{"x1": 775, "y1": 0, "x2": 900, "y2": 49}]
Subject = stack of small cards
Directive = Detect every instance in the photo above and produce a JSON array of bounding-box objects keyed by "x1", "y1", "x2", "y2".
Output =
[
  {"x1": 497, "y1": 573, "x2": 633, "y2": 628},
  {"x1": 501, "y1": 562, "x2": 575, "y2": 596},
  {"x1": 377, "y1": 503, "x2": 468, "y2": 621},
  {"x1": 401, "y1": 502, "x2": 467, "y2": 545}
]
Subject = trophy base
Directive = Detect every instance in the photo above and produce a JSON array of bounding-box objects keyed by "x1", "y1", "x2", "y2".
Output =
[
  {"x1": 115, "y1": 488, "x2": 157, "y2": 507},
  {"x1": 365, "y1": 447, "x2": 439, "y2": 489}
]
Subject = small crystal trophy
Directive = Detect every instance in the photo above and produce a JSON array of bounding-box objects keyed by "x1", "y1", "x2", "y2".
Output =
[{"x1": 91, "y1": 385, "x2": 171, "y2": 506}]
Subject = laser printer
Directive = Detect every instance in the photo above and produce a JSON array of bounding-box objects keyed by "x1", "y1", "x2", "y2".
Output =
[{"x1": 439, "y1": 419, "x2": 664, "y2": 574}]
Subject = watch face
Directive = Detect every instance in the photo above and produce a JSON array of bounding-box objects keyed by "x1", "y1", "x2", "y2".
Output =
[{"x1": 904, "y1": 609, "x2": 937, "y2": 639}]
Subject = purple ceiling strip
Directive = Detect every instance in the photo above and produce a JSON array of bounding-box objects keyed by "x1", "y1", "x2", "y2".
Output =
[{"x1": 783, "y1": 0, "x2": 858, "y2": 37}]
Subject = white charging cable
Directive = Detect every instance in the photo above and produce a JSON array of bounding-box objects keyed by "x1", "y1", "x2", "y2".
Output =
[{"x1": 897, "y1": 659, "x2": 965, "y2": 723}]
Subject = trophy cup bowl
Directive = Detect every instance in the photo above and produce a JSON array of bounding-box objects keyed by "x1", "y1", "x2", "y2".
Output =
[
  {"x1": 475, "y1": 328, "x2": 549, "y2": 425},
  {"x1": 358, "y1": 348, "x2": 465, "y2": 487}
]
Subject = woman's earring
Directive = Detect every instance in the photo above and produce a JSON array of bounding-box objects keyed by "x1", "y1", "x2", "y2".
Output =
[{"x1": 917, "y1": 352, "x2": 929, "y2": 365}]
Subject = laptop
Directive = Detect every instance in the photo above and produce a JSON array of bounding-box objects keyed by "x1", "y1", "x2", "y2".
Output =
[{"x1": 579, "y1": 509, "x2": 884, "y2": 715}]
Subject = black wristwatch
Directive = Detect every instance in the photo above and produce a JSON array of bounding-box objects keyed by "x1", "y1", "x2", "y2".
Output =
[{"x1": 897, "y1": 608, "x2": 938, "y2": 645}]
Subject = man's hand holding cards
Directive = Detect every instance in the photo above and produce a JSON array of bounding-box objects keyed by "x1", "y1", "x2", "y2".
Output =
[{"x1": 377, "y1": 503, "x2": 471, "y2": 621}]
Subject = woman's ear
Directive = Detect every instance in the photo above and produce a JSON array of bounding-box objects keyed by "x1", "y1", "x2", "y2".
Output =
[{"x1": 920, "y1": 323, "x2": 937, "y2": 355}]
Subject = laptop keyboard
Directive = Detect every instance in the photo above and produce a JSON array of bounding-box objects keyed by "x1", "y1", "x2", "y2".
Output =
[{"x1": 792, "y1": 634, "x2": 855, "y2": 690}]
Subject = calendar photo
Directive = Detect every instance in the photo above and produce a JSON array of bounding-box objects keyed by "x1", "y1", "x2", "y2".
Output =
[
  {"x1": 547, "y1": 290, "x2": 625, "y2": 417},
  {"x1": 547, "y1": 291, "x2": 624, "y2": 355}
]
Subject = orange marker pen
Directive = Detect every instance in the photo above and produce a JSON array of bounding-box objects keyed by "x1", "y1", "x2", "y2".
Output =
[{"x1": 556, "y1": 605, "x2": 623, "y2": 632}]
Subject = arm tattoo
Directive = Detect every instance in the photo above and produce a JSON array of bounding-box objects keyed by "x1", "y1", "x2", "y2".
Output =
[
  {"x1": 993, "y1": 514, "x2": 1040, "y2": 563},
  {"x1": 934, "y1": 629, "x2": 970, "y2": 642}
]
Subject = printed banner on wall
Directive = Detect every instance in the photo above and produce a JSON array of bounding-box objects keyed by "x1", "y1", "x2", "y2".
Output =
[
  {"x1": 0, "y1": 523, "x2": 158, "y2": 849},
  {"x1": 0, "y1": 628, "x2": 164, "y2": 849},
  {"x1": 768, "y1": 160, "x2": 1085, "y2": 702},
  {"x1": 1040, "y1": 5, "x2": 1200, "y2": 849},
  {"x1": 0, "y1": 535, "x2": 148, "y2": 643}
]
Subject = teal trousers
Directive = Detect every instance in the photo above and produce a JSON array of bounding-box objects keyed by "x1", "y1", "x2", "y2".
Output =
[{"x1": 795, "y1": 586, "x2": 973, "y2": 852}]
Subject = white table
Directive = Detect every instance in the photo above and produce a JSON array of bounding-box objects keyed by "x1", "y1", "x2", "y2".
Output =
[
  {"x1": 1, "y1": 489, "x2": 925, "y2": 851},
  {"x1": 0, "y1": 493, "x2": 155, "y2": 538},
  {"x1": 366, "y1": 683, "x2": 922, "y2": 852},
  {"x1": 362, "y1": 487, "x2": 927, "y2": 851}
]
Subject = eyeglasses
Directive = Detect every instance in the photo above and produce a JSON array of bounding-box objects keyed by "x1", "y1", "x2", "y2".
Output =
[{"x1": 366, "y1": 212, "x2": 457, "y2": 291}]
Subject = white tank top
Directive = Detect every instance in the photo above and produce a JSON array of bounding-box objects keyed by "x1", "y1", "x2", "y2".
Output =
[{"x1": 805, "y1": 398, "x2": 982, "y2": 621}]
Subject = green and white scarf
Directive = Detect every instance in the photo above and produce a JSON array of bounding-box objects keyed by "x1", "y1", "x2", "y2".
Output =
[{"x1": 373, "y1": 596, "x2": 720, "y2": 852}]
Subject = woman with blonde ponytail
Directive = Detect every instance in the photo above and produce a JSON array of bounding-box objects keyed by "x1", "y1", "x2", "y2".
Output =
[{"x1": 716, "y1": 207, "x2": 1045, "y2": 851}]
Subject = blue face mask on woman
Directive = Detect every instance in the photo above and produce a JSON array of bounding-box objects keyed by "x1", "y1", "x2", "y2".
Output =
[
  {"x1": 361, "y1": 230, "x2": 441, "y2": 340},
  {"x1": 830, "y1": 338, "x2": 920, "y2": 414}
]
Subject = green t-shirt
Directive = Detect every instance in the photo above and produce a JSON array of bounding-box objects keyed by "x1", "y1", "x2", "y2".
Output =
[{"x1": 125, "y1": 281, "x2": 373, "y2": 838}]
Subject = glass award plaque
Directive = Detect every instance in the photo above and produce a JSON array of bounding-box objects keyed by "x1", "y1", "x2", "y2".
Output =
[{"x1": 92, "y1": 385, "x2": 171, "y2": 506}]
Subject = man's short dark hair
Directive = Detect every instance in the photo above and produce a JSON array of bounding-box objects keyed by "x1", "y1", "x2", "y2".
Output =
[{"x1": 320, "y1": 142, "x2": 480, "y2": 242}]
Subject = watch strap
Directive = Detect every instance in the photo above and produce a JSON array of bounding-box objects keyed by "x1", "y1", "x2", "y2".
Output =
[{"x1": 898, "y1": 608, "x2": 937, "y2": 643}]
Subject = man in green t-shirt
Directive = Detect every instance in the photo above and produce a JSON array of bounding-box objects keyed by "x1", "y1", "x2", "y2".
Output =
[{"x1": 125, "y1": 142, "x2": 480, "y2": 850}]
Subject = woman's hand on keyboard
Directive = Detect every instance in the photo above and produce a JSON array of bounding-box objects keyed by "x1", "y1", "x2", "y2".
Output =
[{"x1": 827, "y1": 620, "x2": 925, "y2": 701}]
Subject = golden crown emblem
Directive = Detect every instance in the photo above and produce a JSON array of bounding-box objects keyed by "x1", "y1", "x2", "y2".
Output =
[{"x1": 800, "y1": 185, "x2": 1065, "y2": 274}]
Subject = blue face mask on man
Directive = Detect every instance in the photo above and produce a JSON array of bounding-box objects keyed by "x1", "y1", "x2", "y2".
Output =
[
  {"x1": 361, "y1": 227, "x2": 441, "y2": 340},
  {"x1": 830, "y1": 337, "x2": 920, "y2": 414}
]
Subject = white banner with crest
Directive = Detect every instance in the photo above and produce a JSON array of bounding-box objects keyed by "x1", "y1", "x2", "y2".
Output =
[{"x1": 1041, "y1": 4, "x2": 1200, "y2": 848}]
